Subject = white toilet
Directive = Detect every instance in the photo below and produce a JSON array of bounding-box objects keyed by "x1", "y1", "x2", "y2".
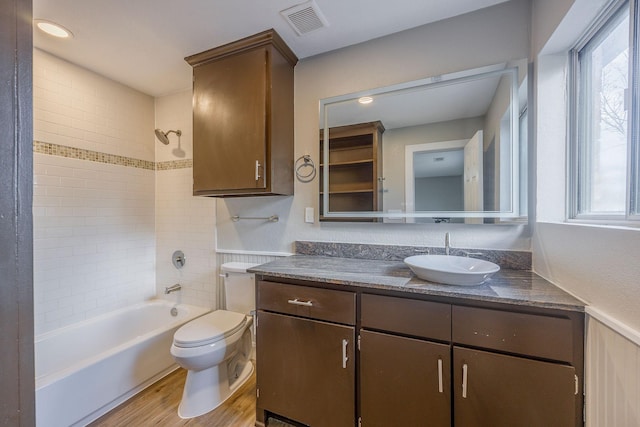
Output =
[{"x1": 170, "y1": 262, "x2": 259, "y2": 419}]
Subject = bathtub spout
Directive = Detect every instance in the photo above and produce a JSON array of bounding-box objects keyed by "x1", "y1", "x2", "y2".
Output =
[{"x1": 165, "y1": 284, "x2": 182, "y2": 294}]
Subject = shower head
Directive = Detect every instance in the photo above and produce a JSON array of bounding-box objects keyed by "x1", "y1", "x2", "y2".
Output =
[{"x1": 155, "y1": 128, "x2": 182, "y2": 145}]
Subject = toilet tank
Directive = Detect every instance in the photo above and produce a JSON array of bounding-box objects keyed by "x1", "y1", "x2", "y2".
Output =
[{"x1": 221, "y1": 262, "x2": 260, "y2": 314}]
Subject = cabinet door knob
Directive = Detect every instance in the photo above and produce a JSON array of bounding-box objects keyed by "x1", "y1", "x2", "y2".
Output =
[
  {"x1": 287, "y1": 298, "x2": 313, "y2": 307},
  {"x1": 342, "y1": 339, "x2": 349, "y2": 369},
  {"x1": 438, "y1": 358, "x2": 444, "y2": 393},
  {"x1": 462, "y1": 363, "x2": 468, "y2": 398}
]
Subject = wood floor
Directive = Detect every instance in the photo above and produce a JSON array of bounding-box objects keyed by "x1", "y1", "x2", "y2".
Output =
[{"x1": 89, "y1": 366, "x2": 292, "y2": 427}]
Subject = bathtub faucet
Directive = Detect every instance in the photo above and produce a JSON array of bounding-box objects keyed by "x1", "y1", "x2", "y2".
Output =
[{"x1": 165, "y1": 284, "x2": 182, "y2": 294}]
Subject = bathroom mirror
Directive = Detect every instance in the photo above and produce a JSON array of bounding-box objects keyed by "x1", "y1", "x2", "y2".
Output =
[{"x1": 320, "y1": 60, "x2": 528, "y2": 222}]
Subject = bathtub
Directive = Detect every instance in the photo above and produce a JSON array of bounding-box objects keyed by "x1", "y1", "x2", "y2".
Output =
[{"x1": 35, "y1": 300, "x2": 210, "y2": 427}]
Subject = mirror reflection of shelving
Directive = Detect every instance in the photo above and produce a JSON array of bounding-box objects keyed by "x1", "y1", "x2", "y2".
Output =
[{"x1": 319, "y1": 121, "x2": 384, "y2": 221}]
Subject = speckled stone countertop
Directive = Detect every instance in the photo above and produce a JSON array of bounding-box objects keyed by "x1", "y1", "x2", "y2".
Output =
[{"x1": 248, "y1": 255, "x2": 586, "y2": 312}]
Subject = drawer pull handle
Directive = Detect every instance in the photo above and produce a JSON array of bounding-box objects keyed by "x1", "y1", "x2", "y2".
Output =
[
  {"x1": 342, "y1": 339, "x2": 349, "y2": 369},
  {"x1": 438, "y1": 358, "x2": 444, "y2": 393},
  {"x1": 255, "y1": 160, "x2": 261, "y2": 181},
  {"x1": 287, "y1": 298, "x2": 313, "y2": 307},
  {"x1": 462, "y1": 363, "x2": 468, "y2": 398}
]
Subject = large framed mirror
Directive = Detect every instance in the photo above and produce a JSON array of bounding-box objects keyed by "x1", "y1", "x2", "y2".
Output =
[{"x1": 319, "y1": 60, "x2": 528, "y2": 223}]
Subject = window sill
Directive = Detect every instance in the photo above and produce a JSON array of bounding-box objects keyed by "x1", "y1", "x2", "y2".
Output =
[{"x1": 560, "y1": 218, "x2": 640, "y2": 230}]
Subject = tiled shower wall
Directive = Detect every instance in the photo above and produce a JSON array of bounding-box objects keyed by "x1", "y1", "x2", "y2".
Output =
[
  {"x1": 155, "y1": 91, "x2": 217, "y2": 309},
  {"x1": 33, "y1": 49, "x2": 157, "y2": 335}
]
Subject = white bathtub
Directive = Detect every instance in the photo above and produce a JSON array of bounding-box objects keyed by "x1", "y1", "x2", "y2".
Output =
[{"x1": 35, "y1": 300, "x2": 210, "y2": 427}]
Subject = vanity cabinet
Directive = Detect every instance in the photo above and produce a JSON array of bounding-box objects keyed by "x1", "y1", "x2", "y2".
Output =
[
  {"x1": 255, "y1": 279, "x2": 584, "y2": 427},
  {"x1": 319, "y1": 121, "x2": 384, "y2": 220},
  {"x1": 360, "y1": 293, "x2": 452, "y2": 427},
  {"x1": 256, "y1": 281, "x2": 356, "y2": 427},
  {"x1": 451, "y1": 305, "x2": 581, "y2": 427},
  {"x1": 453, "y1": 347, "x2": 576, "y2": 426},
  {"x1": 185, "y1": 29, "x2": 297, "y2": 197}
]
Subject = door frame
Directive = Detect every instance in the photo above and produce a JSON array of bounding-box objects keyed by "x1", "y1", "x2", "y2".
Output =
[{"x1": 0, "y1": 0, "x2": 35, "y2": 424}]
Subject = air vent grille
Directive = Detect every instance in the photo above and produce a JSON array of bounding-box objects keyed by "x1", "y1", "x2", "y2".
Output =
[{"x1": 281, "y1": 1, "x2": 329, "y2": 36}]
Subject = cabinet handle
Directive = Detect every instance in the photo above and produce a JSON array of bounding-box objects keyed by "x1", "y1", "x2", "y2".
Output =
[
  {"x1": 438, "y1": 358, "x2": 444, "y2": 393},
  {"x1": 342, "y1": 339, "x2": 349, "y2": 369},
  {"x1": 462, "y1": 363, "x2": 468, "y2": 398},
  {"x1": 255, "y1": 160, "x2": 261, "y2": 181},
  {"x1": 287, "y1": 298, "x2": 313, "y2": 307}
]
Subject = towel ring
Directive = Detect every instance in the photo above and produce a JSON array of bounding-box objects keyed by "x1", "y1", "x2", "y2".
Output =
[{"x1": 295, "y1": 155, "x2": 316, "y2": 182}]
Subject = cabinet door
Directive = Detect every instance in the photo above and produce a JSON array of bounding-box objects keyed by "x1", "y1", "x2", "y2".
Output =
[
  {"x1": 453, "y1": 347, "x2": 577, "y2": 427},
  {"x1": 257, "y1": 311, "x2": 355, "y2": 427},
  {"x1": 360, "y1": 330, "x2": 451, "y2": 427},
  {"x1": 193, "y1": 47, "x2": 267, "y2": 193}
]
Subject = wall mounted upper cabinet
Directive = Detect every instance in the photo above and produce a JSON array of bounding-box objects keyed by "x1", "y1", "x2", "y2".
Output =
[{"x1": 186, "y1": 29, "x2": 298, "y2": 197}]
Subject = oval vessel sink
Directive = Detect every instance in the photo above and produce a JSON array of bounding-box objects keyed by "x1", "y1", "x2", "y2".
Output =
[{"x1": 404, "y1": 255, "x2": 500, "y2": 286}]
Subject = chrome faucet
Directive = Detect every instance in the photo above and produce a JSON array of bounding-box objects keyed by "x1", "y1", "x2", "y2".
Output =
[
  {"x1": 165, "y1": 284, "x2": 182, "y2": 294},
  {"x1": 445, "y1": 232, "x2": 451, "y2": 256}
]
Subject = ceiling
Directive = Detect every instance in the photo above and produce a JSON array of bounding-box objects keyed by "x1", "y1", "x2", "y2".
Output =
[{"x1": 33, "y1": 0, "x2": 509, "y2": 97}]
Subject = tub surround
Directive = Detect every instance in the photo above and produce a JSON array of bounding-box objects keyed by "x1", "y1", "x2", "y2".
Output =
[{"x1": 294, "y1": 240, "x2": 532, "y2": 270}]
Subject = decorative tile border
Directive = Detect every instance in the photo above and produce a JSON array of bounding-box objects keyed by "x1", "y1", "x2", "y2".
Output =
[
  {"x1": 156, "y1": 159, "x2": 193, "y2": 170},
  {"x1": 33, "y1": 141, "x2": 192, "y2": 171}
]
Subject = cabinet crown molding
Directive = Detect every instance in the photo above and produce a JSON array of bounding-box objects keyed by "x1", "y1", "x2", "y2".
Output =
[{"x1": 185, "y1": 28, "x2": 298, "y2": 68}]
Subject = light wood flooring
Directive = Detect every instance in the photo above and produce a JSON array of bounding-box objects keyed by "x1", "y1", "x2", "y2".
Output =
[{"x1": 89, "y1": 366, "x2": 293, "y2": 427}]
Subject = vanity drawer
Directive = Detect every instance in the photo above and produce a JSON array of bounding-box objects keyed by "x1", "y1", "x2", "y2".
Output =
[
  {"x1": 452, "y1": 305, "x2": 574, "y2": 363},
  {"x1": 258, "y1": 281, "x2": 356, "y2": 325},
  {"x1": 361, "y1": 294, "x2": 451, "y2": 341}
]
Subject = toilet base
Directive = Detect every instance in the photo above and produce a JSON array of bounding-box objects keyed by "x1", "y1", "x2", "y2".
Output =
[{"x1": 177, "y1": 360, "x2": 254, "y2": 419}]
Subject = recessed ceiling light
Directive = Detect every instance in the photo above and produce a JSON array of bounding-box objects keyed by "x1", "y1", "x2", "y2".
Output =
[
  {"x1": 35, "y1": 19, "x2": 73, "y2": 39},
  {"x1": 358, "y1": 96, "x2": 373, "y2": 105}
]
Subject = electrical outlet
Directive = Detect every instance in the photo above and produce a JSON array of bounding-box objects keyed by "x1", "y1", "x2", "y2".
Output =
[{"x1": 305, "y1": 207, "x2": 314, "y2": 223}]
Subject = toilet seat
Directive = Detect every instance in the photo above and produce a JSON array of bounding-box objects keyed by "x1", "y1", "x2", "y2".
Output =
[{"x1": 173, "y1": 310, "x2": 247, "y2": 348}]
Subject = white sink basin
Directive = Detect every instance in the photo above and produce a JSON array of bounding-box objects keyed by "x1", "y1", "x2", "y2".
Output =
[{"x1": 404, "y1": 255, "x2": 500, "y2": 286}]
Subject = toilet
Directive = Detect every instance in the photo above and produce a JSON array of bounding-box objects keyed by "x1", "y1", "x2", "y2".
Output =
[{"x1": 170, "y1": 262, "x2": 259, "y2": 419}]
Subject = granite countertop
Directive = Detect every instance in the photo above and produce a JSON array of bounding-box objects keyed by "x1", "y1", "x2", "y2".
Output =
[{"x1": 248, "y1": 255, "x2": 586, "y2": 312}]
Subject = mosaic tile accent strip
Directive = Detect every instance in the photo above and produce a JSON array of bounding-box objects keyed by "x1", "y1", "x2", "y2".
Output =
[
  {"x1": 156, "y1": 159, "x2": 193, "y2": 170},
  {"x1": 33, "y1": 141, "x2": 193, "y2": 171},
  {"x1": 295, "y1": 240, "x2": 532, "y2": 270}
]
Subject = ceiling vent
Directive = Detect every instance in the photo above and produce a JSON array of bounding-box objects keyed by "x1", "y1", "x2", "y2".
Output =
[{"x1": 280, "y1": 1, "x2": 329, "y2": 36}]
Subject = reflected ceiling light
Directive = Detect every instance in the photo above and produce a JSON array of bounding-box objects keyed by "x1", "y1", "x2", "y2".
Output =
[
  {"x1": 358, "y1": 96, "x2": 373, "y2": 105},
  {"x1": 35, "y1": 20, "x2": 73, "y2": 39}
]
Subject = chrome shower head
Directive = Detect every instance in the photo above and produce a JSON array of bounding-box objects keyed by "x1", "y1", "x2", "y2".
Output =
[{"x1": 155, "y1": 128, "x2": 182, "y2": 145}]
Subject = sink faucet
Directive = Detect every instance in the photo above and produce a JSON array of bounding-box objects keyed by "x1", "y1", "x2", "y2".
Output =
[
  {"x1": 165, "y1": 284, "x2": 181, "y2": 294},
  {"x1": 445, "y1": 232, "x2": 451, "y2": 256}
]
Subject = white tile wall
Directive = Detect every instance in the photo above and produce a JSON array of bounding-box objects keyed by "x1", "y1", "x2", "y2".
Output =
[
  {"x1": 155, "y1": 168, "x2": 216, "y2": 308},
  {"x1": 33, "y1": 154, "x2": 156, "y2": 335},
  {"x1": 33, "y1": 50, "x2": 157, "y2": 335},
  {"x1": 33, "y1": 49, "x2": 155, "y2": 161}
]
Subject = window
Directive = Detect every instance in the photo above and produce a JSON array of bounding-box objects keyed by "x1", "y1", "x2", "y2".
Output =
[{"x1": 569, "y1": 0, "x2": 640, "y2": 221}]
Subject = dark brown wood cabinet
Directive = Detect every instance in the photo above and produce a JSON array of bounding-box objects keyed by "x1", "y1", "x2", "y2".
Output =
[
  {"x1": 319, "y1": 121, "x2": 384, "y2": 220},
  {"x1": 453, "y1": 347, "x2": 576, "y2": 427},
  {"x1": 256, "y1": 281, "x2": 356, "y2": 427},
  {"x1": 360, "y1": 330, "x2": 451, "y2": 427},
  {"x1": 255, "y1": 280, "x2": 584, "y2": 427},
  {"x1": 186, "y1": 29, "x2": 297, "y2": 197}
]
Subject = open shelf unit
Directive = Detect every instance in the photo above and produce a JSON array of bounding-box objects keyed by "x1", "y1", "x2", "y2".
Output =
[{"x1": 319, "y1": 121, "x2": 385, "y2": 221}]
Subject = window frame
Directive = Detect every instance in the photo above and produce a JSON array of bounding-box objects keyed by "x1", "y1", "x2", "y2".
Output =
[{"x1": 568, "y1": 0, "x2": 640, "y2": 223}]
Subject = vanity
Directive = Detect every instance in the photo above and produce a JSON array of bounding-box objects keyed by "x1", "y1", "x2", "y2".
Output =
[{"x1": 250, "y1": 248, "x2": 585, "y2": 427}]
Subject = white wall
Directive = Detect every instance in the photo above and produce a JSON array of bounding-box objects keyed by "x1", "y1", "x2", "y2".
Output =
[
  {"x1": 532, "y1": 0, "x2": 640, "y2": 424},
  {"x1": 532, "y1": 0, "x2": 640, "y2": 332},
  {"x1": 215, "y1": 0, "x2": 532, "y2": 254},
  {"x1": 33, "y1": 50, "x2": 156, "y2": 334}
]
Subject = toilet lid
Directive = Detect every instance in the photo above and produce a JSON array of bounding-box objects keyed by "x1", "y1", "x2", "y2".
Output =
[{"x1": 173, "y1": 310, "x2": 247, "y2": 348}]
